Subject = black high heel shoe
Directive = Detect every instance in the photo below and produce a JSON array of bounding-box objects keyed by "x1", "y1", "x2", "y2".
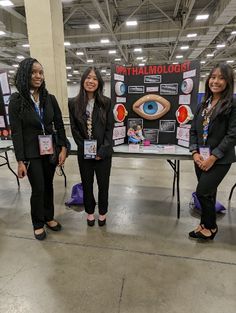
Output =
[
  {"x1": 189, "y1": 224, "x2": 204, "y2": 239},
  {"x1": 34, "y1": 228, "x2": 46, "y2": 240},
  {"x1": 87, "y1": 219, "x2": 95, "y2": 227},
  {"x1": 46, "y1": 221, "x2": 62, "y2": 231},
  {"x1": 195, "y1": 226, "x2": 218, "y2": 240},
  {"x1": 98, "y1": 218, "x2": 106, "y2": 227}
]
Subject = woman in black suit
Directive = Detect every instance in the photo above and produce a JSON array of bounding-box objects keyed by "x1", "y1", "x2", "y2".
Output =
[
  {"x1": 69, "y1": 67, "x2": 113, "y2": 227},
  {"x1": 9, "y1": 57, "x2": 68, "y2": 240},
  {"x1": 189, "y1": 63, "x2": 236, "y2": 240}
]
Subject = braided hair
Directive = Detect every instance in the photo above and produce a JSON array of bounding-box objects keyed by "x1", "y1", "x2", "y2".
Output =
[{"x1": 14, "y1": 57, "x2": 48, "y2": 111}]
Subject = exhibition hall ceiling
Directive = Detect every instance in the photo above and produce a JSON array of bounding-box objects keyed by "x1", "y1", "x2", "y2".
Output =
[{"x1": 0, "y1": 0, "x2": 236, "y2": 83}]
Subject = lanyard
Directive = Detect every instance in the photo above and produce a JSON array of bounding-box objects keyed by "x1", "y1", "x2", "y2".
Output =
[
  {"x1": 34, "y1": 103, "x2": 45, "y2": 134},
  {"x1": 202, "y1": 98, "x2": 215, "y2": 145},
  {"x1": 86, "y1": 111, "x2": 92, "y2": 140},
  {"x1": 86, "y1": 99, "x2": 94, "y2": 140}
]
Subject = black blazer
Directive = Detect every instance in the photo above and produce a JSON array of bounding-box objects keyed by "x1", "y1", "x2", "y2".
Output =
[
  {"x1": 9, "y1": 92, "x2": 67, "y2": 161},
  {"x1": 189, "y1": 98, "x2": 236, "y2": 164},
  {"x1": 68, "y1": 96, "x2": 113, "y2": 159}
]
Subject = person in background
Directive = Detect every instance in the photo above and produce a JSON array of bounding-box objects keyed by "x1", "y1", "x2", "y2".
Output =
[
  {"x1": 189, "y1": 62, "x2": 236, "y2": 240},
  {"x1": 9, "y1": 57, "x2": 68, "y2": 240},
  {"x1": 69, "y1": 67, "x2": 113, "y2": 227}
]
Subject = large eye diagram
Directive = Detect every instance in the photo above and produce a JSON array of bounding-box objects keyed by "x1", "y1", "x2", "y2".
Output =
[
  {"x1": 132, "y1": 94, "x2": 171, "y2": 120},
  {"x1": 181, "y1": 78, "x2": 193, "y2": 94},
  {"x1": 115, "y1": 81, "x2": 126, "y2": 96},
  {"x1": 176, "y1": 105, "x2": 194, "y2": 124},
  {"x1": 113, "y1": 103, "x2": 128, "y2": 122}
]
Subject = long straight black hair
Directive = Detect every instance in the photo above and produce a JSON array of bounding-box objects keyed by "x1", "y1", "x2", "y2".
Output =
[
  {"x1": 74, "y1": 67, "x2": 107, "y2": 123},
  {"x1": 14, "y1": 57, "x2": 48, "y2": 109},
  {"x1": 203, "y1": 62, "x2": 234, "y2": 114}
]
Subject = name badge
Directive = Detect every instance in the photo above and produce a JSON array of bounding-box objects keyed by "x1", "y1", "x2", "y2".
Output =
[
  {"x1": 84, "y1": 139, "x2": 97, "y2": 159},
  {"x1": 199, "y1": 146, "x2": 210, "y2": 160},
  {"x1": 38, "y1": 135, "x2": 53, "y2": 155}
]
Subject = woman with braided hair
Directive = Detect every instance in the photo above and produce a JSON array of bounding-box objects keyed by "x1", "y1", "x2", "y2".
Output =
[{"x1": 9, "y1": 57, "x2": 68, "y2": 240}]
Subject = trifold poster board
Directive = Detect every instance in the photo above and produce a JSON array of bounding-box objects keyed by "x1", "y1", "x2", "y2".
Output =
[
  {"x1": 0, "y1": 72, "x2": 11, "y2": 140},
  {"x1": 111, "y1": 60, "x2": 200, "y2": 147}
]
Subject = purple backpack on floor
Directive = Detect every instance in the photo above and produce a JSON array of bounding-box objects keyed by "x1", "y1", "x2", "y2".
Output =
[
  {"x1": 65, "y1": 183, "x2": 84, "y2": 206},
  {"x1": 190, "y1": 192, "x2": 226, "y2": 213}
]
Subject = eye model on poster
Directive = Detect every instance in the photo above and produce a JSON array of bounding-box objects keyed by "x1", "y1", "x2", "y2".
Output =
[
  {"x1": 113, "y1": 103, "x2": 128, "y2": 122},
  {"x1": 176, "y1": 105, "x2": 194, "y2": 124},
  {"x1": 115, "y1": 81, "x2": 126, "y2": 96},
  {"x1": 132, "y1": 94, "x2": 171, "y2": 120},
  {"x1": 181, "y1": 78, "x2": 193, "y2": 94},
  {"x1": 127, "y1": 125, "x2": 144, "y2": 144}
]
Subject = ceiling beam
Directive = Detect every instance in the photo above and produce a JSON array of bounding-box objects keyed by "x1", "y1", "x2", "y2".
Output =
[{"x1": 91, "y1": 0, "x2": 128, "y2": 62}]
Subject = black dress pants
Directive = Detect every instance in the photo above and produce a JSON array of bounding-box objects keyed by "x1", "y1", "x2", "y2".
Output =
[
  {"x1": 27, "y1": 157, "x2": 56, "y2": 230},
  {"x1": 78, "y1": 155, "x2": 112, "y2": 215},
  {"x1": 194, "y1": 163, "x2": 231, "y2": 229}
]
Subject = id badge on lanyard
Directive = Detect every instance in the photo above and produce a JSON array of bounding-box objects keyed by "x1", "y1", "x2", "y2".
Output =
[
  {"x1": 199, "y1": 146, "x2": 210, "y2": 160},
  {"x1": 84, "y1": 139, "x2": 97, "y2": 159},
  {"x1": 38, "y1": 135, "x2": 53, "y2": 155}
]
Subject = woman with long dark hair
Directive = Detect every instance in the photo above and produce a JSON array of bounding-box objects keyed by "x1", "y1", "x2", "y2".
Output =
[
  {"x1": 69, "y1": 67, "x2": 113, "y2": 226},
  {"x1": 189, "y1": 63, "x2": 236, "y2": 240},
  {"x1": 9, "y1": 57, "x2": 68, "y2": 240}
]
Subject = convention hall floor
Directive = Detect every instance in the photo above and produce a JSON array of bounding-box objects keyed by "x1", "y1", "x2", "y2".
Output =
[{"x1": 0, "y1": 150, "x2": 236, "y2": 313}]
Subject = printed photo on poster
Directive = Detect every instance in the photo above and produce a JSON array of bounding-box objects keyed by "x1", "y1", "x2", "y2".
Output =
[
  {"x1": 159, "y1": 120, "x2": 176, "y2": 132},
  {"x1": 143, "y1": 128, "x2": 159, "y2": 144}
]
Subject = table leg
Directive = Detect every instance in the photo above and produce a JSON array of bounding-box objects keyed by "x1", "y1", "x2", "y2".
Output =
[
  {"x1": 60, "y1": 166, "x2": 67, "y2": 187},
  {"x1": 228, "y1": 183, "x2": 236, "y2": 201},
  {"x1": 167, "y1": 160, "x2": 180, "y2": 219},
  {"x1": 4, "y1": 151, "x2": 20, "y2": 188}
]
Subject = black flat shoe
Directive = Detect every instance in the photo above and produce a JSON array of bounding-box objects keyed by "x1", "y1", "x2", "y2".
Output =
[
  {"x1": 195, "y1": 227, "x2": 218, "y2": 240},
  {"x1": 98, "y1": 218, "x2": 106, "y2": 227},
  {"x1": 46, "y1": 221, "x2": 62, "y2": 231},
  {"x1": 34, "y1": 229, "x2": 46, "y2": 241},
  {"x1": 87, "y1": 219, "x2": 95, "y2": 227}
]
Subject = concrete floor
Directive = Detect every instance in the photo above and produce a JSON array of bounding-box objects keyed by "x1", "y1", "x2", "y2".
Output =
[{"x1": 0, "y1": 151, "x2": 236, "y2": 313}]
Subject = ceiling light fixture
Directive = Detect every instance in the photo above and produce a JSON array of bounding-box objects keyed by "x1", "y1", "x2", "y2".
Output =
[
  {"x1": 87, "y1": 59, "x2": 94, "y2": 63},
  {"x1": 136, "y1": 56, "x2": 144, "y2": 60},
  {"x1": 206, "y1": 53, "x2": 214, "y2": 57},
  {"x1": 66, "y1": 66, "x2": 72, "y2": 69},
  {"x1": 200, "y1": 61, "x2": 206, "y2": 64},
  {"x1": 22, "y1": 44, "x2": 30, "y2": 47},
  {"x1": 0, "y1": 1, "x2": 14, "y2": 7},
  {"x1": 64, "y1": 42, "x2": 71, "y2": 46},
  {"x1": 180, "y1": 46, "x2": 189, "y2": 50},
  {"x1": 196, "y1": 14, "x2": 209, "y2": 20},
  {"x1": 126, "y1": 20, "x2": 138, "y2": 26},
  {"x1": 227, "y1": 60, "x2": 234, "y2": 63},
  {"x1": 134, "y1": 48, "x2": 142, "y2": 52},
  {"x1": 76, "y1": 51, "x2": 84, "y2": 55},
  {"x1": 17, "y1": 55, "x2": 25, "y2": 60},
  {"x1": 109, "y1": 50, "x2": 116, "y2": 54},
  {"x1": 176, "y1": 55, "x2": 183, "y2": 59},
  {"x1": 231, "y1": 31, "x2": 236, "y2": 35},
  {"x1": 89, "y1": 23, "x2": 100, "y2": 29},
  {"x1": 187, "y1": 33, "x2": 197, "y2": 38},
  {"x1": 216, "y1": 44, "x2": 225, "y2": 48},
  {"x1": 139, "y1": 63, "x2": 145, "y2": 66},
  {"x1": 100, "y1": 39, "x2": 110, "y2": 43},
  {"x1": 114, "y1": 58, "x2": 121, "y2": 61},
  {"x1": 0, "y1": 30, "x2": 6, "y2": 35}
]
